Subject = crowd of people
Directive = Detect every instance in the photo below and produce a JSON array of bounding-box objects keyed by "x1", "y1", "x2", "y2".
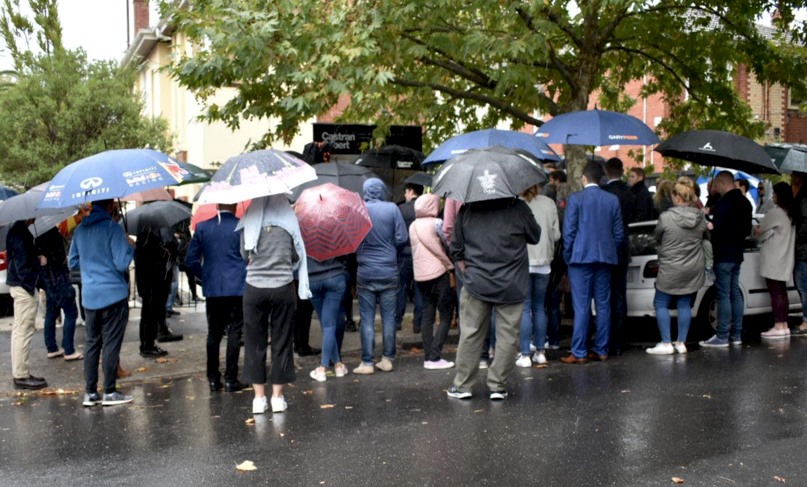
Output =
[{"x1": 6, "y1": 156, "x2": 806, "y2": 411}]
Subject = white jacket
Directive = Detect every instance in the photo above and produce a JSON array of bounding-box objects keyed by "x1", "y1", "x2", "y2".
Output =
[{"x1": 523, "y1": 195, "x2": 560, "y2": 267}]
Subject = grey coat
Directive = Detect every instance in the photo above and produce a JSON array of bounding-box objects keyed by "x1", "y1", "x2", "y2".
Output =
[{"x1": 655, "y1": 206, "x2": 708, "y2": 295}]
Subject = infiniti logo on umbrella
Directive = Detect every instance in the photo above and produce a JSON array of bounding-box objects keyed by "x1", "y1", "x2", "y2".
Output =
[{"x1": 80, "y1": 177, "x2": 104, "y2": 190}]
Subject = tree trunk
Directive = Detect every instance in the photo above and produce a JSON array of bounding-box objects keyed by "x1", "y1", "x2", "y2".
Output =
[{"x1": 563, "y1": 91, "x2": 593, "y2": 191}]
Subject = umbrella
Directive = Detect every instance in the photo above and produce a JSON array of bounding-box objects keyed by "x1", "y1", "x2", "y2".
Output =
[
  {"x1": 289, "y1": 162, "x2": 375, "y2": 202},
  {"x1": 293, "y1": 183, "x2": 373, "y2": 261},
  {"x1": 655, "y1": 130, "x2": 778, "y2": 174},
  {"x1": 765, "y1": 143, "x2": 807, "y2": 173},
  {"x1": 423, "y1": 129, "x2": 560, "y2": 165},
  {"x1": 122, "y1": 187, "x2": 173, "y2": 202},
  {"x1": 176, "y1": 162, "x2": 213, "y2": 185},
  {"x1": 0, "y1": 185, "x2": 18, "y2": 200},
  {"x1": 0, "y1": 182, "x2": 78, "y2": 226},
  {"x1": 534, "y1": 109, "x2": 660, "y2": 146},
  {"x1": 431, "y1": 146, "x2": 548, "y2": 203},
  {"x1": 191, "y1": 200, "x2": 251, "y2": 230},
  {"x1": 197, "y1": 149, "x2": 317, "y2": 204},
  {"x1": 37, "y1": 149, "x2": 209, "y2": 209},
  {"x1": 126, "y1": 201, "x2": 192, "y2": 236},
  {"x1": 403, "y1": 172, "x2": 433, "y2": 188},
  {"x1": 356, "y1": 145, "x2": 425, "y2": 170}
]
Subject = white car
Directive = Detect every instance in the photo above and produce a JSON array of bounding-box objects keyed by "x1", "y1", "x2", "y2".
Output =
[
  {"x1": 626, "y1": 218, "x2": 802, "y2": 333},
  {"x1": 0, "y1": 224, "x2": 9, "y2": 295}
]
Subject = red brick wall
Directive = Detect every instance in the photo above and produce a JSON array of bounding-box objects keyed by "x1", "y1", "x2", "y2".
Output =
[
  {"x1": 133, "y1": 0, "x2": 149, "y2": 32},
  {"x1": 786, "y1": 111, "x2": 807, "y2": 144},
  {"x1": 736, "y1": 64, "x2": 750, "y2": 103},
  {"x1": 318, "y1": 94, "x2": 351, "y2": 123}
]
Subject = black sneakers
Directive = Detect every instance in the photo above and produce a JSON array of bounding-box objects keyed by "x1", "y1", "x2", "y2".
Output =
[
  {"x1": 102, "y1": 392, "x2": 134, "y2": 406},
  {"x1": 446, "y1": 386, "x2": 472, "y2": 399},
  {"x1": 140, "y1": 346, "x2": 168, "y2": 358},
  {"x1": 83, "y1": 392, "x2": 101, "y2": 407}
]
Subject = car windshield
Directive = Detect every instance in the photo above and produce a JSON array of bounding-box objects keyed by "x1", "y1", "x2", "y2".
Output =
[{"x1": 629, "y1": 224, "x2": 657, "y2": 257}]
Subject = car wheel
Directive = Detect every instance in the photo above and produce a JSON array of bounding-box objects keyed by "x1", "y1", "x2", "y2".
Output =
[{"x1": 695, "y1": 287, "x2": 717, "y2": 339}]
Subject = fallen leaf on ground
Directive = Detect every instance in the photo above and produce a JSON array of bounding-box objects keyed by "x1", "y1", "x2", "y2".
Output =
[
  {"x1": 409, "y1": 347, "x2": 422, "y2": 354},
  {"x1": 158, "y1": 384, "x2": 172, "y2": 389},
  {"x1": 11, "y1": 402, "x2": 23, "y2": 406},
  {"x1": 421, "y1": 422, "x2": 428, "y2": 425},
  {"x1": 185, "y1": 396, "x2": 196, "y2": 400},
  {"x1": 135, "y1": 367, "x2": 148, "y2": 372},
  {"x1": 236, "y1": 461, "x2": 257, "y2": 472},
  {"x1": 302, "y1": 390, "x2": 313, "y2": 395},
  {"x1": 245, "y1": 418, "x2": 255, "y2": 425},
  {"x1": 473, "y1": 409, "x2": 483, "y2": 413},
  {"x1": 524, "y1": 377, "x2": 534, "y2": 380},
  {"x1": 702, "y1": 394, "x2": 712, "y2": 399},
  {"x1": 345, "y1": 406, "x2": 353, "y2": 410},
  {"x1": 621, "y1": 390, "x2": 631, "y2": 394},
  {"x1": 39, "y1": 388, "x2": 77, "y2": 396},
  {"x1": 280, "y1": 433, "x2": 285, "y2": 437},
  {"x1": 156, "y1": 357, "x2": 179, "y2": 364},
  {"x1": 534, "y1": 364, "x2": 548, "y2": 369},
  {"x1": 774, "y1": 476, "x2": 786, "y2": 483},
  {"x1": 320, "y1": 404, "x2": 335, "y2": 409},
  {"x1": 672, "y1": 477, "x2": 685, "y2": 484}
]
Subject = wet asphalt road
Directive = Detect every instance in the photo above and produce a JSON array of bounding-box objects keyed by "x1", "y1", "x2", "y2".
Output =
[{"x1": 2, "y1": 330, "x2": 807, "y2": 487}]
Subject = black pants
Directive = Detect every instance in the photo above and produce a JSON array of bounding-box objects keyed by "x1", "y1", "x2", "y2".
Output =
[
  {"x1": 609, "y1": 262, "x2": 628, "y2": 354},
  {"x1": 206, "y1": 296, "x2": 243, "y2": 383},
  {"x1": 84, "y1": 299, "x2": 129, "y2": 394},
  {"x1": 294, "y1": 291, "x2": 314, "y2": 351},
  {"x1": 139, "y1": 281, "x2": 168, "y2": 350},
  {"x1": 419, "y1": 273, "x2": 455, "y2": 361},
  {"x1": 766, "y1": 278, "x2": 789, "y2": 323},
  {"x1": 342, "y1": 273, "x2": 354, "y2": 325},
  {"x1": 243, "y1": 283, "x2": 296, "y2": 386}
]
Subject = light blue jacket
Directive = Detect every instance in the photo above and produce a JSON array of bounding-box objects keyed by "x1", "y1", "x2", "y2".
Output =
[{"x1": 68, "y1": 206, "x2": 134, "y2": 310}]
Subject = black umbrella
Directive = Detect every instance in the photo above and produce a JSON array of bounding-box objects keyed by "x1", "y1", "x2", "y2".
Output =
[
  {"x1": 431, "y1": 146, "x2": 548, "y2": 203},
  {"x1": 356, "y1": 145, "x2": 425, "y2": 170},
  {"x1": 126, "y1": 201, "x2": 192, "y2": 236},
  {"x1": 403, "y1": 172, "x2": 433, "y2": 188},
  {"x1": 289, "y1": 162, "x2": 376, "y2": 202},
  {"x1": 0, "y1": 182, "x2": 77, "y2": 227},
  {"x1": 655, "y1": 130, "x2": 778, "y2": 174}
]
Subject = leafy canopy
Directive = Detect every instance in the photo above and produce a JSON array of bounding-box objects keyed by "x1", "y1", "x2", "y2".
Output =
[
  {"x1": 160, "y1": 0, "x2": 807, "y2": 180},
  {"x1": 0, "y1": 0, "x2": 173, "y2": 188}
]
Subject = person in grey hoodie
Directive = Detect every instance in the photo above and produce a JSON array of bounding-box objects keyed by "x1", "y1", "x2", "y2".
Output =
[{"x1": 647, "y1": 178, "x2": 709, "y2": 355}]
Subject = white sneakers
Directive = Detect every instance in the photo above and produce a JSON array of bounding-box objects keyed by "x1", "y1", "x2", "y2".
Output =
[
  {"x1": 646, "y1": 342, "x2": 687, "y2": 355},
  {"x1": 252, "y1": 396, "x2": 287, "y2": 414},
  {"x1": 424, "y1": 359, "x2": 455, "y2": 370},
  {"x1": 533, "y1": 352, "x2": 548, "y2": 364},
  {"x1": 335, "y1": 364, "x2": 349, "y2": 377},
  {"x1": 309, "y1": 368, "x2": 327, "y2": 382},
  {"x1": 515, "y1": 354, "x2": 532, "y2": 368},
  {"x1": 375, "y1": 358, "x2": 394, "y2": 372},
  {"x1": 529, "y1": 342, "x2": 537, "y2": 353},
  {"x1": 271, "y1": 396, "x2": 287, "y2": 413},
  {"x1": 761, "y1": 328, "x2": 791, "y2": 339},
  {"x1": 353, "y1": 362, "x2": 375, "y2": 375}
]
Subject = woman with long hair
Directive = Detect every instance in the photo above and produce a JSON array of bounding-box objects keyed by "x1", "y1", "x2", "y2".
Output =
[
  {"x1": 755, "y1": 182, "x2": 795, "y2": 338},
  {"x1": 654, "y1": 179, "x2": 675, "y2": 215},
  {"x1": 647, "y1": 178, "x2": 708, "y2": 355}
]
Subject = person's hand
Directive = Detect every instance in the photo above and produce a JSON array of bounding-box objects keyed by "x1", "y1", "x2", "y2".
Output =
[
  {"x1": 449, "y1": 272, "x2": 457, "y2": 290},
  {"x1": 38, "y1": 255, "x2": 47, "y2": 266},
  {"x1": 707, "y1": 222, "x2": 714, "y2": 231},
  {"x1": 703, "y1": 207, "x2": 710, "y2": 215},
  {"x1": 752, "y1": 225, "x2": 762, "y2": 237},
  {"x1": 127, "y1": 236, "x2": 136, "y2": 247},
  {"x1": 456, "y1": 260, "x2": 467, "y2": 275}
]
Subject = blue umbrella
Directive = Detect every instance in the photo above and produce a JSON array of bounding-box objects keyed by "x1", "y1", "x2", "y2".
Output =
[
  {"x1": 0, "y1": 185, "x2": 18, "y2": 200},
  {"x1": 534, "y1": 109, "x2": 660, "y2": 146},
  {"x1": 423, "y1": 129, "x2": 560, "y2": 165},
  {"x1": 38, "y1": 149, "x2": 205, "y2": 209}
]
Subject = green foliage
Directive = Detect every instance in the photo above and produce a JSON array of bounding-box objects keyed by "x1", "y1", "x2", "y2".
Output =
[
  {"x1": 160, "y1": 0, "x2": 807, "y2": 185},
  {"x1": 0, "y1": 0, "x2": 172, "y2": 188}
]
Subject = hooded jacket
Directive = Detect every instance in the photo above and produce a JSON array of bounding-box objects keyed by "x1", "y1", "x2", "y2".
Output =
[
  {"x1": 356, "y1": 178, "x2": 408, "y2": 282},
  {"x1": 68, "y1": 206, "x2": 134, "y2": 310},
  {"x1": 523, "y1": 194, "x2": 561, "y2": 268},
  {"x1": 6, "y1": 221, "x2": 39, "y2": 295},
  {"x1": 654, "y1": 206, "x2": 708, "y2": 295},
  {"x1": 410, "y1": 194, "x2": 454, "y2": 282}
]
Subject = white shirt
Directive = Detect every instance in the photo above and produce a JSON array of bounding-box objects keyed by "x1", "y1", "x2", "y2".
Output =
[{"x1": 584, "y1": 183, "x2": 598, "y2": 188}]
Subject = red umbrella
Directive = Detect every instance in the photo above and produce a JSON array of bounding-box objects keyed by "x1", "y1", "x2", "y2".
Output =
[
  {"x1": 191, "y1": 200, "x2": 251, "y2": 230},
  {"x1": 293, "y1": 183, "x2": 372, "y2": 261},
  {"x1": 122, "y1": 188, "x2": 173, "y2": 202}
]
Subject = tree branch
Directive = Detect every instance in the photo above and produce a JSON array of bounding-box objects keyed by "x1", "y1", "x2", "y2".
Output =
[
  {"x1": 401, "y1": 33, "x2": 494, "y2": 88},
  {"x1": 606, "y1": 45, "x2": 699, "y2": 101},
  {"x1": 515, "y1": 5, "x2": 582, "y2": 49}
]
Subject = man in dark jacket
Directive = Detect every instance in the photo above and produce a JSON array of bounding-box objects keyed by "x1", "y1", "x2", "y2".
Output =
[
  {"x1": 603, "y1": 158, "x2": 635, "y2": 355},
  {"x1": 792, "y1": 172, "x2": 807, "y2": 336},
  {"x1": 7, "y1": 219, "x2": 46, "y2": 390},
  {"x1": 447, "y1": 198, "x2": 540, "y2": 400},
  {"x1": 628, "y1": 167, "x2": 656, "y2": 222},
  {"x1": 186, "y1": 204, "x2": 248, "y2": 392},
  {"x1": 354, "y1": 179, "x2": 408, "y2": 375},
  {"x1": 135, "y1": 227, "x2": 176, "y2": 357},
  {"x1": 700, "y1": 171, "x2": 752, "y2": 347},
  {"x1": 396, "y1": 183, "x2": 423, "y2": 333}
]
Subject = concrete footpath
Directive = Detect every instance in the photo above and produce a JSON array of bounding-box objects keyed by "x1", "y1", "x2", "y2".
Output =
[{"x1": 0, "y1": 299, "x2": 457, "y2": 395}]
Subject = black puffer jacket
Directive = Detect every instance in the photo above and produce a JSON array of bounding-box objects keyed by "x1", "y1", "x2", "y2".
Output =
[{"x1": 794, "y1": 185, "x2": 807, "y2": 262}]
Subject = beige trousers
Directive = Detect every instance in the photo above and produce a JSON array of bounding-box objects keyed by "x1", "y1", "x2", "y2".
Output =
[{"x1": 10, "y1": 286, "x2": 38, "y2": 379}]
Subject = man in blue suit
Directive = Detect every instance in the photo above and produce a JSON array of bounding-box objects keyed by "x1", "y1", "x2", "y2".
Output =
[
  {"x1": 560, "y1": 162, "x2": 624, "y2": 364},
  {"x1": 186, "y1": 204, "x2": 248, "y2": 392}
]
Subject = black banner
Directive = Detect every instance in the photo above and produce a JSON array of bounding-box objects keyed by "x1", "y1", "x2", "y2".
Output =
[{"x1": 313, "y1": 123, "x2": 422, "y2": 154}]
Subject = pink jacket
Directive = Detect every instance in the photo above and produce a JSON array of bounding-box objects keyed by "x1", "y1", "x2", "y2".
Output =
[{"x1": 409, "y1": 194, "x2": 454, "y2": 282}]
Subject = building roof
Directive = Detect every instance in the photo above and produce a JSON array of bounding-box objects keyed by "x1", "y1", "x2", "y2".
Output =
[{"x1": 121, "y1": 0, "x2": 187, "y2": 69}]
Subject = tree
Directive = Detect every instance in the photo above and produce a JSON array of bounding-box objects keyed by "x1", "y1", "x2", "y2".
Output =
[
  {"x1": 0, "y1": 0, "x2": 172, "y2": 188},
  {"x1": 160, "y1": 0, "x2": 807, "y2": 183}
]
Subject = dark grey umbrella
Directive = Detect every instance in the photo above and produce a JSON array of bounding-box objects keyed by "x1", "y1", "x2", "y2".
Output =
[
  {"x1": 289, "y1": 162, "x2": 376, "y2": 202},
  {"x1": 765, "y1": 143, "x2": 807, "y2": 173},
  {"x1": 655, "y1": 130, "x2": 778, "y2": 174},
  {"x1": 126, "y1": 201, "x2": 192, "y2": 236},
  {"x1": 403, "y1": 172, "x2": 433, "y2": 188},
  {"x1": 0, "y1": 182, "x2": 77, "y2": 227},
  {"x1": 431, "y1": 146, "x2": 548, "y2": 203}
]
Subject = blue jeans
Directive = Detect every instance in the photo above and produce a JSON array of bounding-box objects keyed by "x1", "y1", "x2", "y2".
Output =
[
  {"x1": 44, "y1": 285, "x2": 79, "y2": 355},
  {"x1": 794, "y1": 261, "x2": 807, "y2": 320},
  {"x1": 568, "y1": 263, "x2": 611, "y2": 358},
  {"x1": 520, "y1": 273, "x2": 550, "y2": 355},
  {"x1": 653, "y1": 290, "x2": 692, "y2": 343},
  {"x1": 396, "y1": 254, "x2": 422, "y2": 328},
  {"x1": 166, "y1": 264, "x2": 179, "y2": 311},
  {"x1": 357, "y1": 278, "x2": 398, "y2": 363},
  {"x1": 310, "y1": 274, "x2": 347, "y2": 368},
  {"x1": 715, "y1": 262, "x2": 743, "y2": 341}
]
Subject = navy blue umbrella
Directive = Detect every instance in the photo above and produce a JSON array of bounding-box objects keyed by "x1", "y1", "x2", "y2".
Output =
[
  {"x1": 423, "y1": 129, "x2": 560, "y2": 165},
  {"x1": 534, "y1": 109, "x2": 660, "y2": 146},
  {"x1": 38, "y1": 149, "x2": 208, "y2": 209},
  {"x1": 0, "y1": 185, "x2": 18, "y2": 200}
]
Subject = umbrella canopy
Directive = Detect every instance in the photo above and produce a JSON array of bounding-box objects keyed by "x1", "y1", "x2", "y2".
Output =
[
  {"x1": 37, "y1": 149, "x2": 207, "y2": 209},
  {"x1": 190, "y1": 200, "x2": 251, "y2": 230},
  {"x1": 765, "y1": 143, "x2": 807, "y2": 173},
  {"x1": 122, "y1": 187, "x2": 173, "y2": 202},
  {"x1": 534, "y1": 109, "x2": 660, "y2": 146},
  {"x1": 431, "y1": 146, "x2": 548, "y2": 204},
  {"x1": 176, "y1": 161, "x2": 213, "y2": 185},
  {"x1": 126, "y1": 201, "x2": 192, "y2": 236},
  {"x1": 0, "y1": 182, "x2": 78, "y2": 225},
  {"x1": 197, "y1": 149, "x2": 317, "y2": 204},
  {"x1": 0, "y1": 185, "x2": 18, "y2": 200},
  {"x1": 655, "y1": 130, "x2": 778, "y2": 174},
  {"x1": 289, "y1": 162, "x2": 375, "y2": 202},
  {"x1": 403, "y1": 172, "x2": 433, "y2": 188},
  {"x1": 424, "y1": 129, "x2": 560, "y2": 165},
  {"x1": 294, "y1": 183, "x2": 373, "y2": 261},
  {"x1": 357, "y1": 145, "x2": 425, "y2": 170}
]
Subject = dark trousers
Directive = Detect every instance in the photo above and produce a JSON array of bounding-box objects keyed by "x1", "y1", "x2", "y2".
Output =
[
  {"x1": 396, "y1": 253, "x2": 422, "y2": 328},
  {"x1": 184, "y1": 268, "x2": 198, "y2": 300},
  {"x1": 419, "y1": 273, "x2": 455, "y2": 361},
  {"x1": 44, "y1": 284, "x2": 79, "y2": 355},
  {"x1": 609, "y1": 261, "x2": 628, "y2": 354},
  {"x1": 546, "y1": 278, "x2": 562, "y2": 347},
  {"x1": 294, "y1": 291, "x2": 314, "y2": 351},
  {"x1": 206, "y1": 296, "x2": 243, "y2": 383},
  {"x1": 84, "y1": 299, "x2": 129, "y2": 394},
  {"x1": 243, "y1": 283, "x2": 296, "y2": 386},
  {"x1": 139, "y1": 281, "x2": 168, "y2": 350},
  {"x1": 766, "y1": 278, "x2": 789, "y2": 323}
]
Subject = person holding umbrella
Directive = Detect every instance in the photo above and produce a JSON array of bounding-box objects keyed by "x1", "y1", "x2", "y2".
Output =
[{"x1": 69, "y1": 199, "x2": 136, "y2": 407}]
